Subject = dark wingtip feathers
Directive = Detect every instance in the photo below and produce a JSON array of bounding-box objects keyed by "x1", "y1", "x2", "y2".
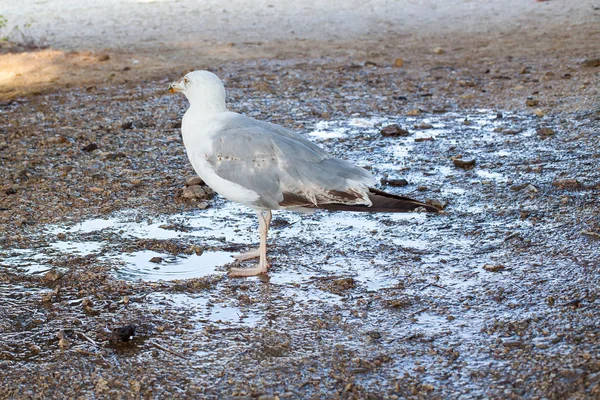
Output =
[{"x1": 316, "y1": 188, "x2": 440, "y2": 213}]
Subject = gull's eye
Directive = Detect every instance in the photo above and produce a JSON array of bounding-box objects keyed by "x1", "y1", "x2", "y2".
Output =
[{"x1": 183, "y1": 77, "x2": 190, "y2": 85}]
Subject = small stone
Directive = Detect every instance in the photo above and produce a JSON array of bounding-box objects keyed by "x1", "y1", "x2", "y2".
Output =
[
  {"x1": 178, "y1": 185, "x2": 214, "y2": 201},
  {"x1": 510, "y1": 183, "x2": 529, "y2": 191},
  {"x1": 552, "y1": 179, "x2": 581, "y2": 190},
  {"x1": 417, "y1": 123, "x2": 433, "y2": 129},
  {"x1": 581, "y1": 58, "x2": 600, "y2": 68},
  {"x1": 185, "y1": 177, "x2": 205, "y2": 186},
  {"x1": 109, "y1": 325, "x2": 135, "y2": 342},
  {"x1": 414, "y1": 137, "x2": 434, "y2": 142},
  {"x1": 58, "y1": 338, "x2": 70, "y2": 349},
  {"x1": 451, "y1": 157, "x2": 476, "y2": 169},
  {"x1": 367, "y1": 331, "x2": 382, "y2": 340},
  {"x1": 4, "y1": 187, "x2": 17, "y2": 195},
  {"x1": 560, "y1": 368, "x2": 585, "y2": 382},
  {"x1": 97, "y1": 54, "x2": 110, "y2": 62},
  {"x1": 82, "y1": 297, "x2": 93, "y2": 307},
  {"x1": 533, "y1": 109, "x2": 545, "y2": 117},
  {"x1": 406, "y1": 109, "x2": 421, "y2": 116},
  {"x1": 332, "y1": 277, "x2": 355, "y2": 291},
  {"x1": 502, "y1": 129, "x2": 521, "y2": 135},
  {"x1": 422, "y1": 384, "x2": 435, "y2": 392},
  {"x1": 526, "y1": 99, "x2": 539, "y2": 107},
  {"x1": 105, "y1": 152, "x2": 126, "y2": 160},
  {"x1": 393, "y1": 58, "x2": 404, "y2": 68},
  {"x1": 380, "y1": 178, "x2": 408, "y2": 187},
  {"x1": 483, "y1": 264, "x2": 505, "y2": 272},
  {"x1": 536, "y1": 127, "x2": 556, "y2": 137},
  {"x1": 149, "y1": 256, "x2": 163, "y2": 263},
  {"x1": 417, "y1": 186, "x2": 428, "y2": 192},
  {"x1": 29, "y1": 344, "x2": 41, "y2": 355},
  {"x1": 380, "y1": 124, "x2": 410, "y2": 137},
  {"x1": 82, "y1": 143, "x2": 99, "y2": 152},
  {"x1": 121, "y1": 121, "x2": 134, "y2": 130},
  {"x1": 433, "y1": 47, "x2": 444, "y2": 54},
  {"x1": 44, "y1": 270, "x2": 63, "y2": 282},
  {"x1": 131, "y1": 179, "x2": 143, "y2": 186}
]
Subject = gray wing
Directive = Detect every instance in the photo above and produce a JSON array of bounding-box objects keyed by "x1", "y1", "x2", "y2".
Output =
[{"x1": 208, "y1": 114, "x2": 375, "y2": 209}]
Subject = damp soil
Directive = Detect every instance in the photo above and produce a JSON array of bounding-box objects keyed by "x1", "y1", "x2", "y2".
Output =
[{"x1": 1, "y1": 4, "x2": 600, "y2": 398}]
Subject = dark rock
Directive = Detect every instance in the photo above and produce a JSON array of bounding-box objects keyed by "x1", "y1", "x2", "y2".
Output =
[
  {"x1": 380, "y1": 178, "x2": 408, "y2": 187},
  {"x1": 97, "y1": 54, "x2": 110, "y2": 62},
  {"x1": 381, "y1": 124, "x2": 410, "y2": 137},
  {"x1": 149, "y1": 257, "x2": 163, "y2": 263},
  {"x1": 109, "y1": 326, "x2": 135, "y2": 343},
  {"x1": 526, "y1": 99, "x2": 539, "y2": 107},
  {"x1": 121, "y1": 121, "x2": 134, "y2": 130},
  {"x1": 4, "y1": 187, "x2": 16, "y2": 195},
  {"x1": 82, "y1": 143, "x2": 99, "y2": 152}
]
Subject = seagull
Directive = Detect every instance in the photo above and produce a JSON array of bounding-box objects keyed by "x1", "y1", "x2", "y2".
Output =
[{"x1": 169, "y1": 70, "x2": 439, "y2": 277}]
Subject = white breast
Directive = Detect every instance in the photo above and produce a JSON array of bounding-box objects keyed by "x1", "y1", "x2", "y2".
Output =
[{"x1": 181, "y1": 111, "x2": 261, "y2": 207}]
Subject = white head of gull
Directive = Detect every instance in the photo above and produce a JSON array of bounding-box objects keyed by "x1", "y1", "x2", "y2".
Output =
[{"x1": 169, "y1": 70, "x2": 439, "y2": 277}]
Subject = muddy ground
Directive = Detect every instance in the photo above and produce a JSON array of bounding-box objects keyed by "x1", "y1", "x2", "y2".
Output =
[{"x1": 1, "y1": 1, "x2": 600, "y2": 399}]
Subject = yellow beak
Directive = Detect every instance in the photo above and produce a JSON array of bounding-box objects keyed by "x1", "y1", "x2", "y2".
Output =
[{"x1": 168, "y1": 80, "x2": 184, "y2": 93}]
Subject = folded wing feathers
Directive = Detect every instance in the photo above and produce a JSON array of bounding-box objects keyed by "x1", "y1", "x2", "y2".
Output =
[{"x1": 208, "y1": 114, "x2": 436, "y2": 213}]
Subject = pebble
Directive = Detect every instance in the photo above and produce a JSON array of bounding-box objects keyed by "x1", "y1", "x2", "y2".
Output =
[
  {"x1": 526, "y1": 99, "x2": 539, "y2": 107},
  {"x1": 332, "y1": 277, "x2": 355, "y2": 290},
  {"x1": 149, "y1": 256, "x2": 163, "y2": 263},
  {"x1": 533, "y1": 109, "x2": 545, "y2": 117},
  {"x1": 82, "y1": 143, "x2": 99, "y2": 152},
  {"x1": 433, "y1": 47, "x2": 445, "y2": 54},
  {"x1": 380, "y1": 124, "x2": 410, "y2": 137},
  {"x1": 177, "y1": 185, "x2": 214, "y2": 201},
  {"x1": 581, "y1": 58, "x2": 600, "y2": 68},
  {"x1": 121, "y1": 121, "x2": 134, "y2": 130},
  {"x1": 380, "y1": 178, "x2": 408, "y2": 187},
  {"x1": 4, "y1": 187, "x2": 17, "y2": 195},
  {"x1": 536, "y1": 127, "x2": 555, "y2": 137},
  {"x1": 367, "y1": 331, "x2": 382, "y2": 340},
  {"x1": 483, "y1": 264, "x2": 505, "y2": 272},
  {"x1": 451, "y1": 157, "x2": 476, "y2": 169},
  {"x1": 393, "y1": 58, "x2": 404, "y2": 68},
  {"x1": 552, "y1": 179, "x2": 581, "y2": 190},
  {"x1": 109, "y1": 325, "x2": 136, "y2": 342},
  {"x1": 406, "y1": 109, "x2": 421, "y2": 116},
  {"x1": 185, "y1": 176, "x2": 205, "y2": 186},
  {"x1": 44, "y1": 269, "x2": 63, "y2": 282}
]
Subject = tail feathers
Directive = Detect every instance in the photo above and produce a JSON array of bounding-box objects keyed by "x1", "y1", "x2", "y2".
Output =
[{"x1": 317, "y1": 187, "x2": 440, "y2": 213}]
